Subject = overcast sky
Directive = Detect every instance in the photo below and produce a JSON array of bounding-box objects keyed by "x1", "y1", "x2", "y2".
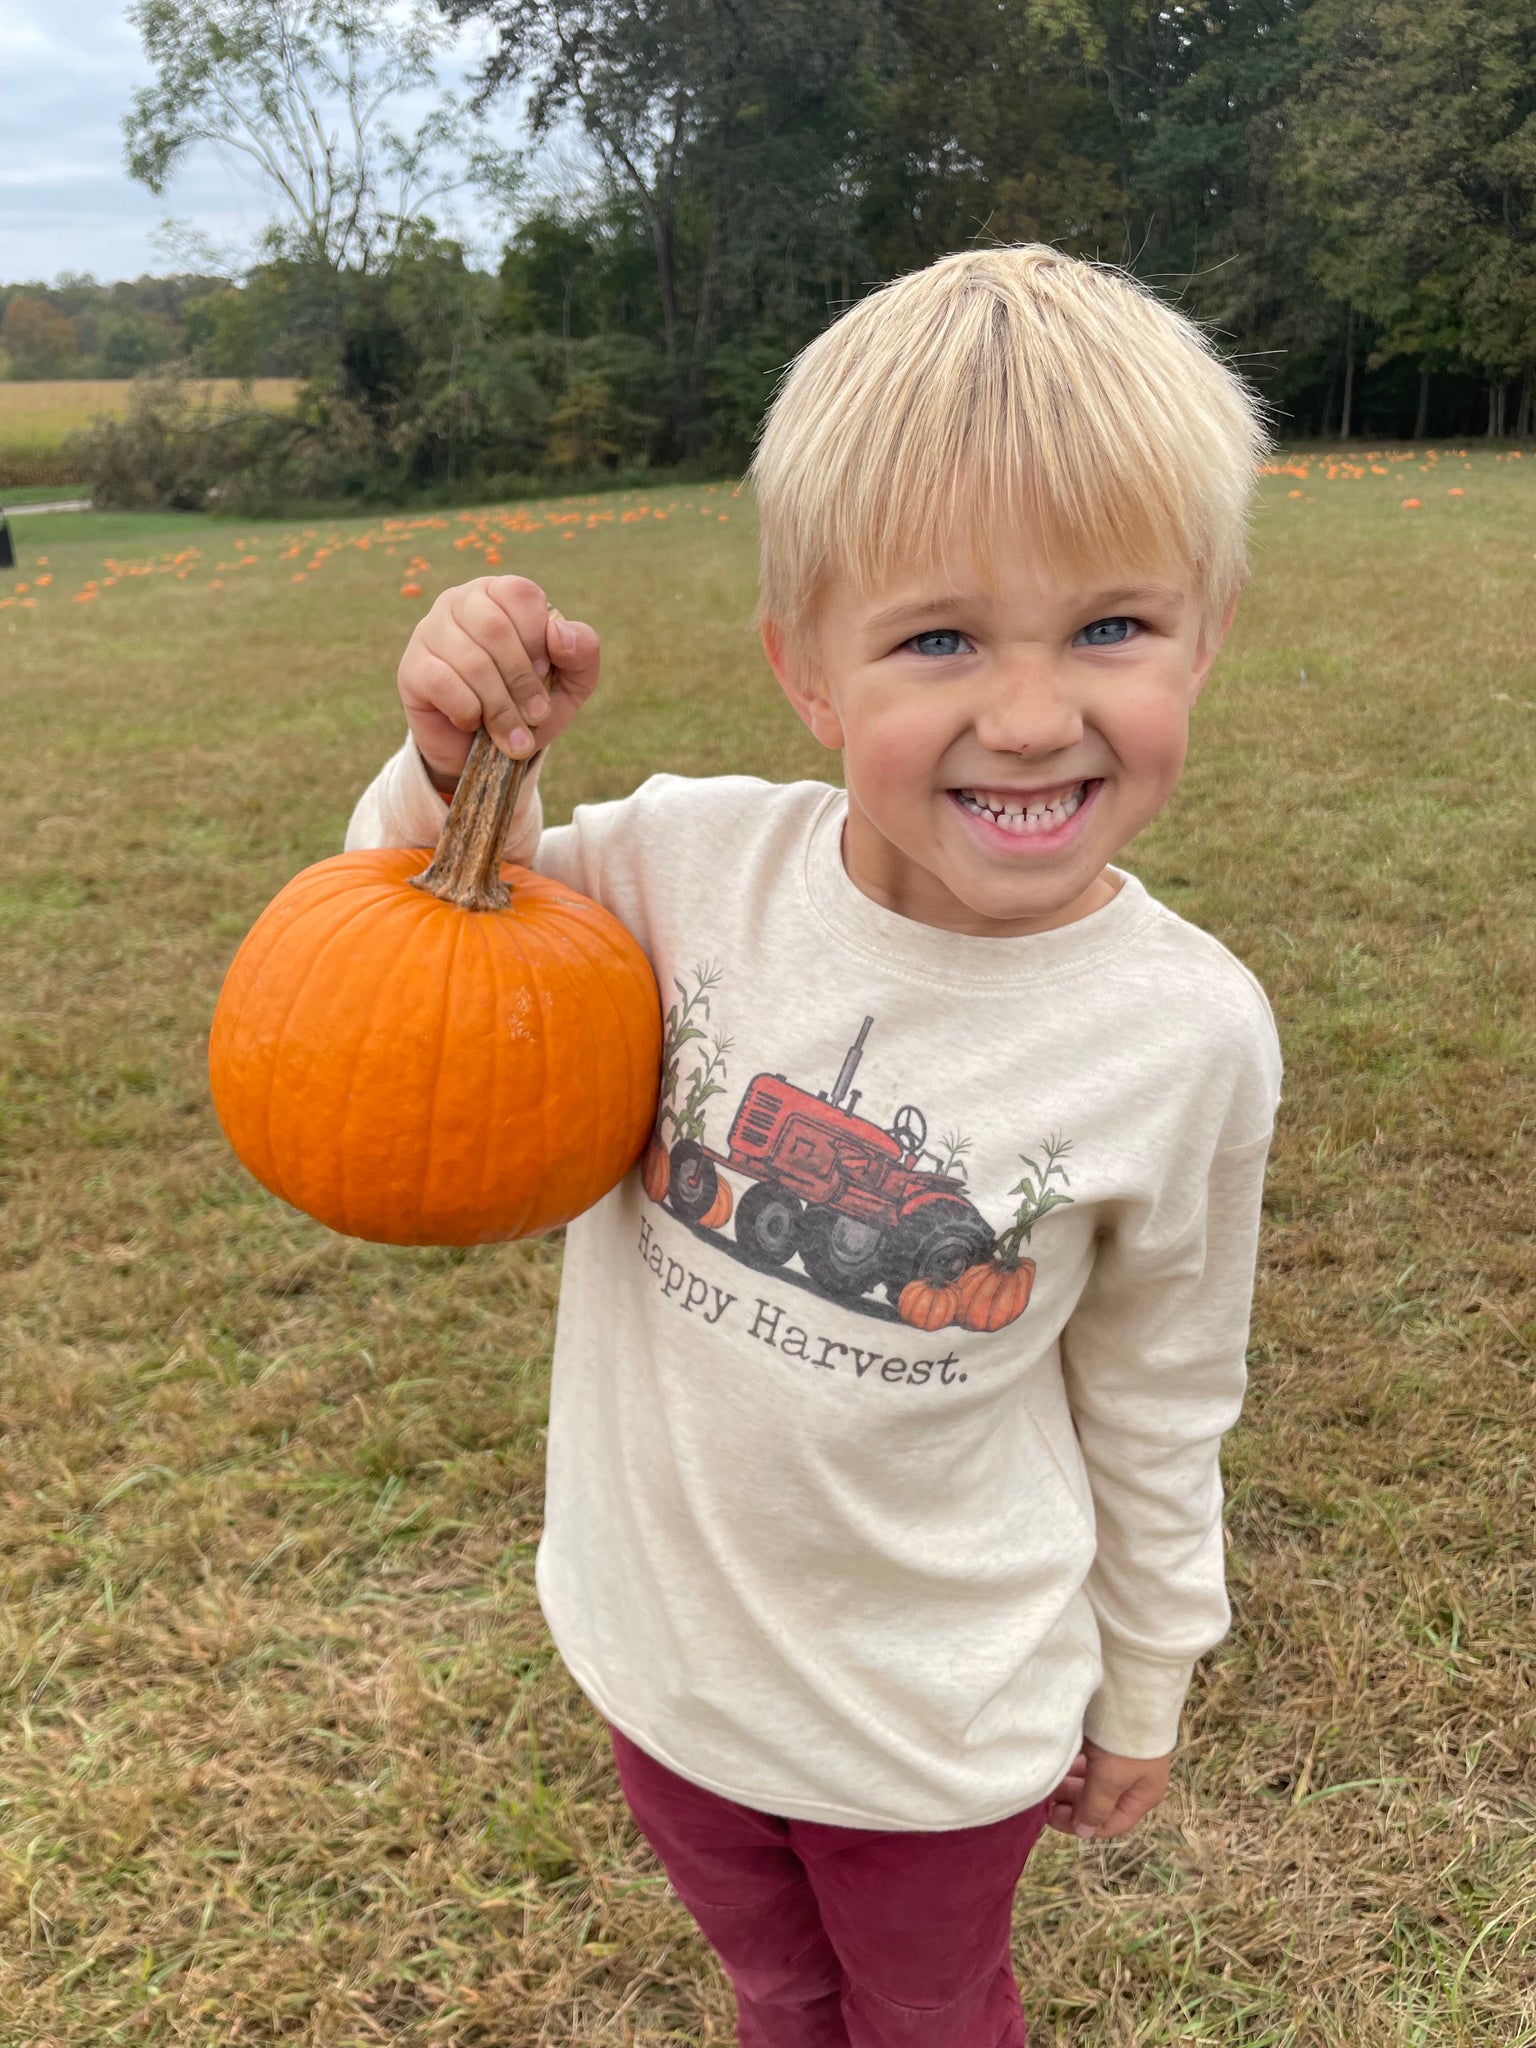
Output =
[{"x1": 0, "y1": 0, "x2": 536, "y2": 285}]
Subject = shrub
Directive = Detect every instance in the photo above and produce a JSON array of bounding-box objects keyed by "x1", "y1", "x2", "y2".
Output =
[{"x1": 64, "y1": 369, "x2": 380, "y2": 514}]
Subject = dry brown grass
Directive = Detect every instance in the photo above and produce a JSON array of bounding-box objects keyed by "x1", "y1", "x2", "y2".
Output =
[
  {"x1": 0, "y1": 378, "x2": 301, "y2": 447},
  {"x1": 0, "y1": 379, "x2": 301, "y2": 487},
  {"x1": 1, "y1": 461, "x2": 1533, "y2": 2043}
]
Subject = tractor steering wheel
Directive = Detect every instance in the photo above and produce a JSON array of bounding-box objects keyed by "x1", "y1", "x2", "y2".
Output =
[{"x1": 889, "y1": 1105, "x2": 928, "y2": 1158}]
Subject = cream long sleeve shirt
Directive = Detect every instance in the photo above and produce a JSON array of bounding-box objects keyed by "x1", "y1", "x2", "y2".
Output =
[{"x1": 346, "y1": 743, "x2": 1282, "y2": 1831}]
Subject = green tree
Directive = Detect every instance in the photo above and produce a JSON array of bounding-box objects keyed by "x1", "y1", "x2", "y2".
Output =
[
  {"x1": 856, "y1": 0, "x2": 1124, "y2": 275},
  {"x1": 1285, "y1": 0, "x2": 1536, "y2": 436},
  {"x1": 450, "y1": 0, "x2": 880, "y2": 444},
  {"x1": 97, "y1": 311, "x2": 176, "y2": 373},
  {"x1": 0, "y1": 295, "x2": 82, "y2": 377},
  {"x1": 183, "y1": 278, "x2": 296, "y2": 375},
  {"x1": 124, "y1": 0, "x2": 516, "y2": 279}
]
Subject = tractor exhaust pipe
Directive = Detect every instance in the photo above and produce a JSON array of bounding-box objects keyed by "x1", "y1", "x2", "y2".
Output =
[{"x1": 827, "y1": 1015, "x2": 874, "y2": 1109}]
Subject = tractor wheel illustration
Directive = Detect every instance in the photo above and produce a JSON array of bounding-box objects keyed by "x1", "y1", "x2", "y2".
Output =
[
  {"x1": 735, "y1": 1182, "x2": 803, "y2": 1269},
  {"x1": 887, "y1": 1207, "x2": 996, "y2": 1296},
  {"x1": 800, "y1": 1206, "x2": 887, "y2": 1299},
  {"x1": 666, "y1": 1140, "x2": 722, "y2": 1225}
]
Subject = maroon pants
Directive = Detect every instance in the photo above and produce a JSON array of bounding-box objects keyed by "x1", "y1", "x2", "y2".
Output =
[{"x1": 612, "y1": 1729, "x2": 1051, "y2": 2048}]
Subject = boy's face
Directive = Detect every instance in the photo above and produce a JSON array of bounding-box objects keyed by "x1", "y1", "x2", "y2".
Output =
[{"x1": 765, "y1": 528, "x2": 1234, "y2": 938}]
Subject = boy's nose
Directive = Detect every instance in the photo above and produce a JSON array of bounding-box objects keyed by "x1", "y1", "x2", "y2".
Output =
[{"x1": 972, "y1": 661, "x2": 1084, "y2": 756}]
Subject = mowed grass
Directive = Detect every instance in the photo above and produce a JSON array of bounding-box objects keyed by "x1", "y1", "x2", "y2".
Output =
[{"x1": 1, "y1": 462, "x2": 1534, "y2": 2044}]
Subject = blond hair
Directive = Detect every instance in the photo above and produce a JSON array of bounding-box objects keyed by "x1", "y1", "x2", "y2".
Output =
[{"x1": 750, "y1": 245, "x2": 1271, "y2": 651}]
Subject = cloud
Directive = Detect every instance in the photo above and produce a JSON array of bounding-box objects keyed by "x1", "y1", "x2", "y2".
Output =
[
  {"x1": 0, "y1": 0, "x2": 266, "y2": 279},
  {"x1": 0, "y1": 0, "x2": 516, "y2": 284}
]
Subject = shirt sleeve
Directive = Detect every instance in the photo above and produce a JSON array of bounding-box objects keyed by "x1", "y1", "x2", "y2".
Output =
[{"x1": 1059, "y1": 1129, "x2": 1273, "y2": 1758}]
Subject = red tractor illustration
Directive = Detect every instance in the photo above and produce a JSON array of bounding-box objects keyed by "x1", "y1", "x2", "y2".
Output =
[{"x1": 663, "y1": 1017, "x2": 996, "y2": 1304}]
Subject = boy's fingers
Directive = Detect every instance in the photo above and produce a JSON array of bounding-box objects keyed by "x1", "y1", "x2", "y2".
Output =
[
  {"x1": 448, "y1": 584, "x2": 546, "y2": 683},
  {"x1": 1070, "y1": 1759, "x2": 1134, "y2": 1838},
  {"x1": 410, "y1": 577, "x2": 597, "y2": 761},
  {"x1": 434, "y1": 616, "x2": 539, "y2": 757},
  {"x1": 415, "y1": 661, "x2": 490, "y2": 738},
  {"x1": 1044, "y1": 1749, "x2": 1089, "y2": 1835},
  {"x1": 482, "y1": 575, "x2": 559, "y2": 682},
  {"x1": 544, "y1": 613, "x2": 602, "y2": 703},
  {"x1": 1071, "y1": 1751, "x2": 1169, "y2": 1841}
]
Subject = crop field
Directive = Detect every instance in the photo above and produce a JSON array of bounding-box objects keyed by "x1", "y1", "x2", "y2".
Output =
[
  {"x1": 1, "y1": 457, "x2": 1534, "y2": 2044},
  {"x1": 0, "y1": 378, "x2": 301, "y2": 488}
]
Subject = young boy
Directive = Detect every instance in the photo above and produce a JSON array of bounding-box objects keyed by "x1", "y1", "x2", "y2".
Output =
[{"x1": 347, "y1": 245, "x2": 1281, "y2": 2047}]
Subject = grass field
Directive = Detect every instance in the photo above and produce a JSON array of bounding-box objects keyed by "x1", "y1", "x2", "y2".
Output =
[
  {"x1": 2, "y1": 483, "x2": 91, "y2": 508},
  {"x1": 0, "y1": 378, "x2": 301, "y2": 488},
  {"x1": 2, "y1": 454, "x2": 1534, "y2": 2044}
]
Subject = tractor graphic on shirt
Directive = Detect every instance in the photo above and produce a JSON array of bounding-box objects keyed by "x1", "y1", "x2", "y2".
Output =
[{"x1": 655, "y1": 1013, "x2": 998, "y2": 1305}]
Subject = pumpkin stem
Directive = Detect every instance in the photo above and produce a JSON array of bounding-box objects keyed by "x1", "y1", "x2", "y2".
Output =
[{"x1": 410, "y1": 732, "x2": 542, "y2": 912}]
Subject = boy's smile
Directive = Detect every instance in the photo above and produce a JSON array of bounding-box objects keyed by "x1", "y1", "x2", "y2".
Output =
[{"x1": 766, "y1": 530, "x2": 1234, "y2": 938}]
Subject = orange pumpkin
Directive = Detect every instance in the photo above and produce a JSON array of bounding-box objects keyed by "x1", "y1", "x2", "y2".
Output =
[
  {"x1": 698, "y1": 1178, "x2": 734, "y2": 1230},
  {"x1": 898, "y1": 1278, "x2": 960, "y2": 1330},
  {"x1": 955, "y1": 1257, "x2": 1035, "y2": 1332},
  {"x1": 209, "y1": 734, "x2": 661, "y2": 1245},
  {"x1": 641, "y1": 1137, "x2": 671, "y2": 1204}
]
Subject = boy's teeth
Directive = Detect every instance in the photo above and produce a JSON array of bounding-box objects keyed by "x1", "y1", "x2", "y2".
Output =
[{"x1": 957, "y1": 783, "x2": 1087, "y2": 833}]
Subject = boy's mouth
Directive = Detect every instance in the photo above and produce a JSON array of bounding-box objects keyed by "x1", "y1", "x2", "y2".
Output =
[{"x1": 950, "y1": 780, "x2": 1096, "y2": 835}]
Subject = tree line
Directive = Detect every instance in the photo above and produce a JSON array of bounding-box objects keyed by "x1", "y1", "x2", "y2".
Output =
[{"x1": 10, "y1": 0, "x2": 1533, "y2": 507}]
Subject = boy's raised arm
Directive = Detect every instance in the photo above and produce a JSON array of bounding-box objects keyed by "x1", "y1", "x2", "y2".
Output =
[{"x1": 1059, "y1": 1130, "x2": 1274, "y2": 1760}]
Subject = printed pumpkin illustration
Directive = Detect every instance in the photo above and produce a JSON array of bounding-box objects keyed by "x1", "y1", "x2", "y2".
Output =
[
  {"x1": 954, "y1": 1258, "x2": 1036, "y2": 1331},
  {"x1": 209, "y1": 733, "x2": 662, "y2": 1245},
  {"x1": 641, "y1": 1136, "x2": 672, "y2": 1204},
  {"x1": 897, "y1": 1278, "x2": 962, "y2": 1330},
  {"x1": 952, "y1": 1138, "x2": 1074, "y2": 1332}
]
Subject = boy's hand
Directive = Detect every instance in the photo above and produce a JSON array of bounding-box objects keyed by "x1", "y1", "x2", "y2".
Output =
[
  {"x1": 1047, "y1": 1740, "x2": 1172, "y2": 1840},
  {"x1": 398, "y1": 574, "x2": 601, "y2": 792}
]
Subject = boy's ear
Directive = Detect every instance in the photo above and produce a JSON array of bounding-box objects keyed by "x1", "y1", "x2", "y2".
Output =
[
  {"x1": 762, "y1": 620, "x2": 844, "y2": 751},
  {"x1": 1190, "y1": 593, "x2": 1240, "y2": 700}
]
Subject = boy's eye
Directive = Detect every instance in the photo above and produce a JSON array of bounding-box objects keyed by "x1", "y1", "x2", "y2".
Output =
[
  {"x1": 1075, "y1": 616, "x2": 1141, "y2": 648},
  {"x1": 907, "y1": 629, "x2": 970, "y2": 657}
]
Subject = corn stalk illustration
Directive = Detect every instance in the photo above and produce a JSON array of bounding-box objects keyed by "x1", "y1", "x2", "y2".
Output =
[
  {"x1": 994, "y1": 1135, "x2": 1075, "y2": 1264},
  {"x1": 672, "y1": 1030, "x2": 732, "y2": 1145},
  {"x1": 934, "y1": 1129, "x2": 973, "y2": 1184},
  {"x1": 657, "y1": 963, "x2": 730, "y2": 1147}
]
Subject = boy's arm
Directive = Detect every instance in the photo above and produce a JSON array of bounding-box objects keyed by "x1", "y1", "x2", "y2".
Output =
[{"x1": 1060, "y1": 1130, "x2": 1273, "y2": 1759}]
